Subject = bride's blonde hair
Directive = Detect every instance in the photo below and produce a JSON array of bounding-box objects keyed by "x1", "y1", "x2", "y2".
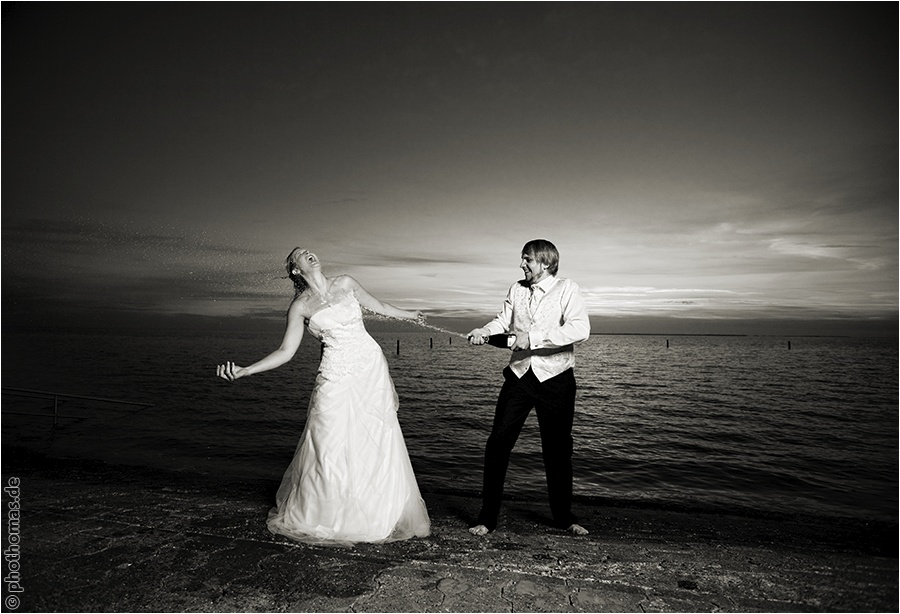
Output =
[{"x1": 285, "y1": 247, "x2": 309, "y2": 297}]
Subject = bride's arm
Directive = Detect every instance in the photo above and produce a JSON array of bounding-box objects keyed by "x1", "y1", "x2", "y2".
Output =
[
  {"x1": 216, "y1": 300, "x2": 306, "y2": 382},
  {"x1": 340, "y1": 275, "x2": 421, "y2": 320}
]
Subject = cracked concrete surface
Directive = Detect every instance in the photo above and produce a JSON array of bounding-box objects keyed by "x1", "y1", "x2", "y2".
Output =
[{"x1": 2, "y1": 449, "x2": 896, "y2": 612}]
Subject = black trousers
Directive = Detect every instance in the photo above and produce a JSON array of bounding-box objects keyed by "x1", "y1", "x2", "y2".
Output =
[{"x1": 477, "y1": 366, "x2": 578, "y2": 531}]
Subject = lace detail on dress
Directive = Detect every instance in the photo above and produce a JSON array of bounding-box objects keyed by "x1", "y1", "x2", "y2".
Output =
[{"x1": 309, "y1": 291, "x2": 383, "y2": 383}]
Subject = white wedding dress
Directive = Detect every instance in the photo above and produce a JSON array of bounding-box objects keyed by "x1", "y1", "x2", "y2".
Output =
[{"x1": 266, "y1": 290, "x2": 431, "y2": 546}]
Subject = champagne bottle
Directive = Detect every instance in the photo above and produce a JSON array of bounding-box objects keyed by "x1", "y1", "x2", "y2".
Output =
[{"x1": 483, "y1": 333, "x2": 515, "y2": 348}]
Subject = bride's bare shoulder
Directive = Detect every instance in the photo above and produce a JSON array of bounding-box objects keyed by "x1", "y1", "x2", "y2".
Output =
[
  {"x1": 331, "y1": 275, "x2": 360, "y2": 292},
  {"x1": 288, "y1": 295, "x2": 314, "y2": 319}
]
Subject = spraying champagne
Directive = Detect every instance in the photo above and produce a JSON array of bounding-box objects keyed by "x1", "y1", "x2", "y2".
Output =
[{"x1": 362, "y1": 309, "x2": 469, "y2": 339}]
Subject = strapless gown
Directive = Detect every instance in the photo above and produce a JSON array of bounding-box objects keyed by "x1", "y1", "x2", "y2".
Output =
[{"x1": 266, "y1": 292, "x2": 431, "y2": 546}]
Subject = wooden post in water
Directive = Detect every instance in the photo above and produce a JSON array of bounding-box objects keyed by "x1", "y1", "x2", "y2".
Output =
[
  {"x1": 666, "y1": 339, "x2": 669, "y2": 349},
  {"x1": 397, "y1": 340, "x2": 400, "y2": 355},
  {"x1": 449, "y1": 337, "x2": 452, "y2": 346},
  {"x1": 430, "y1": 338, "x2": 433, "y2": 349},
  {"x1": 788, "y1": 340, "x2": 791, "y2": 350}
]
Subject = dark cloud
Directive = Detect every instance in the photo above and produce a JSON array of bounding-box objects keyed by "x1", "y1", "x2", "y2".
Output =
[{"x1": 3, "y1": 4, "x2": 895, "y2": 334}]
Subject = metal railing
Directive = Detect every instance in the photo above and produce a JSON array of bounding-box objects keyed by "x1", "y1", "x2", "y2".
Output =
[{"x1": 2, "y1": 387, "x2": 154, "y2": 426}]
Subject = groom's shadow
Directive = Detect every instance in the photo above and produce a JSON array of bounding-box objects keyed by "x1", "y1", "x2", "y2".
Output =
[
  {"x1": 431, "y1": 492, "x2": 558, "y2": 533},
  {"x1": 504, "y1": 499, "x2": 560, "y2": 532},
  {"x1": 422, "y1": 490, "x2": 483, "y2": 529}
]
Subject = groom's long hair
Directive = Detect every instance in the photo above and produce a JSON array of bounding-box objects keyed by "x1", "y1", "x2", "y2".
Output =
[{"x1": 523, "y1": 239, "x2": 559, "y2": 276}]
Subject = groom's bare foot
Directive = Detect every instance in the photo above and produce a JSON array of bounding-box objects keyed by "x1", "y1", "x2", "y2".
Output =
[
  {"x1": 567, "y1": 523, "x2": 589, "y2": 536},
  {"x1": 468, "y1": 524, "x2": 490, "y2": 536}
]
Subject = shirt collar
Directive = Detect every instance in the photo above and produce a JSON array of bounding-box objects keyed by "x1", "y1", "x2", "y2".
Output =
[{"x1": 531, "y1": 275, "x2": 557, "y2": 294}]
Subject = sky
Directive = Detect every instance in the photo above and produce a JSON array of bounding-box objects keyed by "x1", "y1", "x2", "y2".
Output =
[{"x1": 3, "y1": 3, "x2": 897, "y2": 336}]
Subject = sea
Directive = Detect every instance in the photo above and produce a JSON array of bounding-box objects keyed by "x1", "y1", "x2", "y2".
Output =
[{"x1": 2, "y1": 326, "x2": 897, "y2": 524}]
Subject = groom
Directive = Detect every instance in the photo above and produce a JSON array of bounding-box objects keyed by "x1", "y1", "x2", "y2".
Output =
[{"x1": 467, "y1": 239, "x2": 591, "y2": 536}]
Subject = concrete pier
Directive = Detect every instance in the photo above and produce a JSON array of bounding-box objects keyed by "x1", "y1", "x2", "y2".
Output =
[{"x1": 2, "y1": 448, "x2": 896, "y2": 612}]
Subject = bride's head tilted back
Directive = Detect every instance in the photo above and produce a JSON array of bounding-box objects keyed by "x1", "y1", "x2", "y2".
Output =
[{"x1": 285, "y1": 247, "x2": 310, "y2": 297}]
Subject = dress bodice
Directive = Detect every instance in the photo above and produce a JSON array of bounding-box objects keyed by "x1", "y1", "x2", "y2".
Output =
[
  {"x1": 306, "y1": 291, "x2": 366, "y2": 341},
  {"x1": 306, "y1": 291, "x2": 381, "y2": 381}
]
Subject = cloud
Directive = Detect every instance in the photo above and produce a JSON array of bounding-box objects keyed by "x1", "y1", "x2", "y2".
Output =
[
  {"x1": 2, "y1": 217, "x2": 289, "y2": 318},
  {"x1": 4, "y1": 4, "x2": 895, "y2": 333}
]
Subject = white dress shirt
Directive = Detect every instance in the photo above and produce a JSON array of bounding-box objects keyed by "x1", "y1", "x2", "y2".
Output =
[{"x1": 481, "y1": 275, "x2": 591, "y2": 381}]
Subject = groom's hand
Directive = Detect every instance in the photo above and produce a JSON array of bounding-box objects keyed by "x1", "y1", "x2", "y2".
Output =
[
  {"x1": 467, "y1": 328, "x2": 488, "y2": 345},
  {"x1": 510, "y1": 332, "x2": 530, "y2": 351}
]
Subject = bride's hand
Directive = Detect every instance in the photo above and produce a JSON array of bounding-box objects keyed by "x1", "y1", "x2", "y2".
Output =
[{"x1": 216, "y1": 361, "x2": 248, "y2": 382}]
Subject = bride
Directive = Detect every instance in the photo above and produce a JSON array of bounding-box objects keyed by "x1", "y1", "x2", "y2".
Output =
[{"x1": 216, "y1": 247, "x2": 431, "y2": 545}]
